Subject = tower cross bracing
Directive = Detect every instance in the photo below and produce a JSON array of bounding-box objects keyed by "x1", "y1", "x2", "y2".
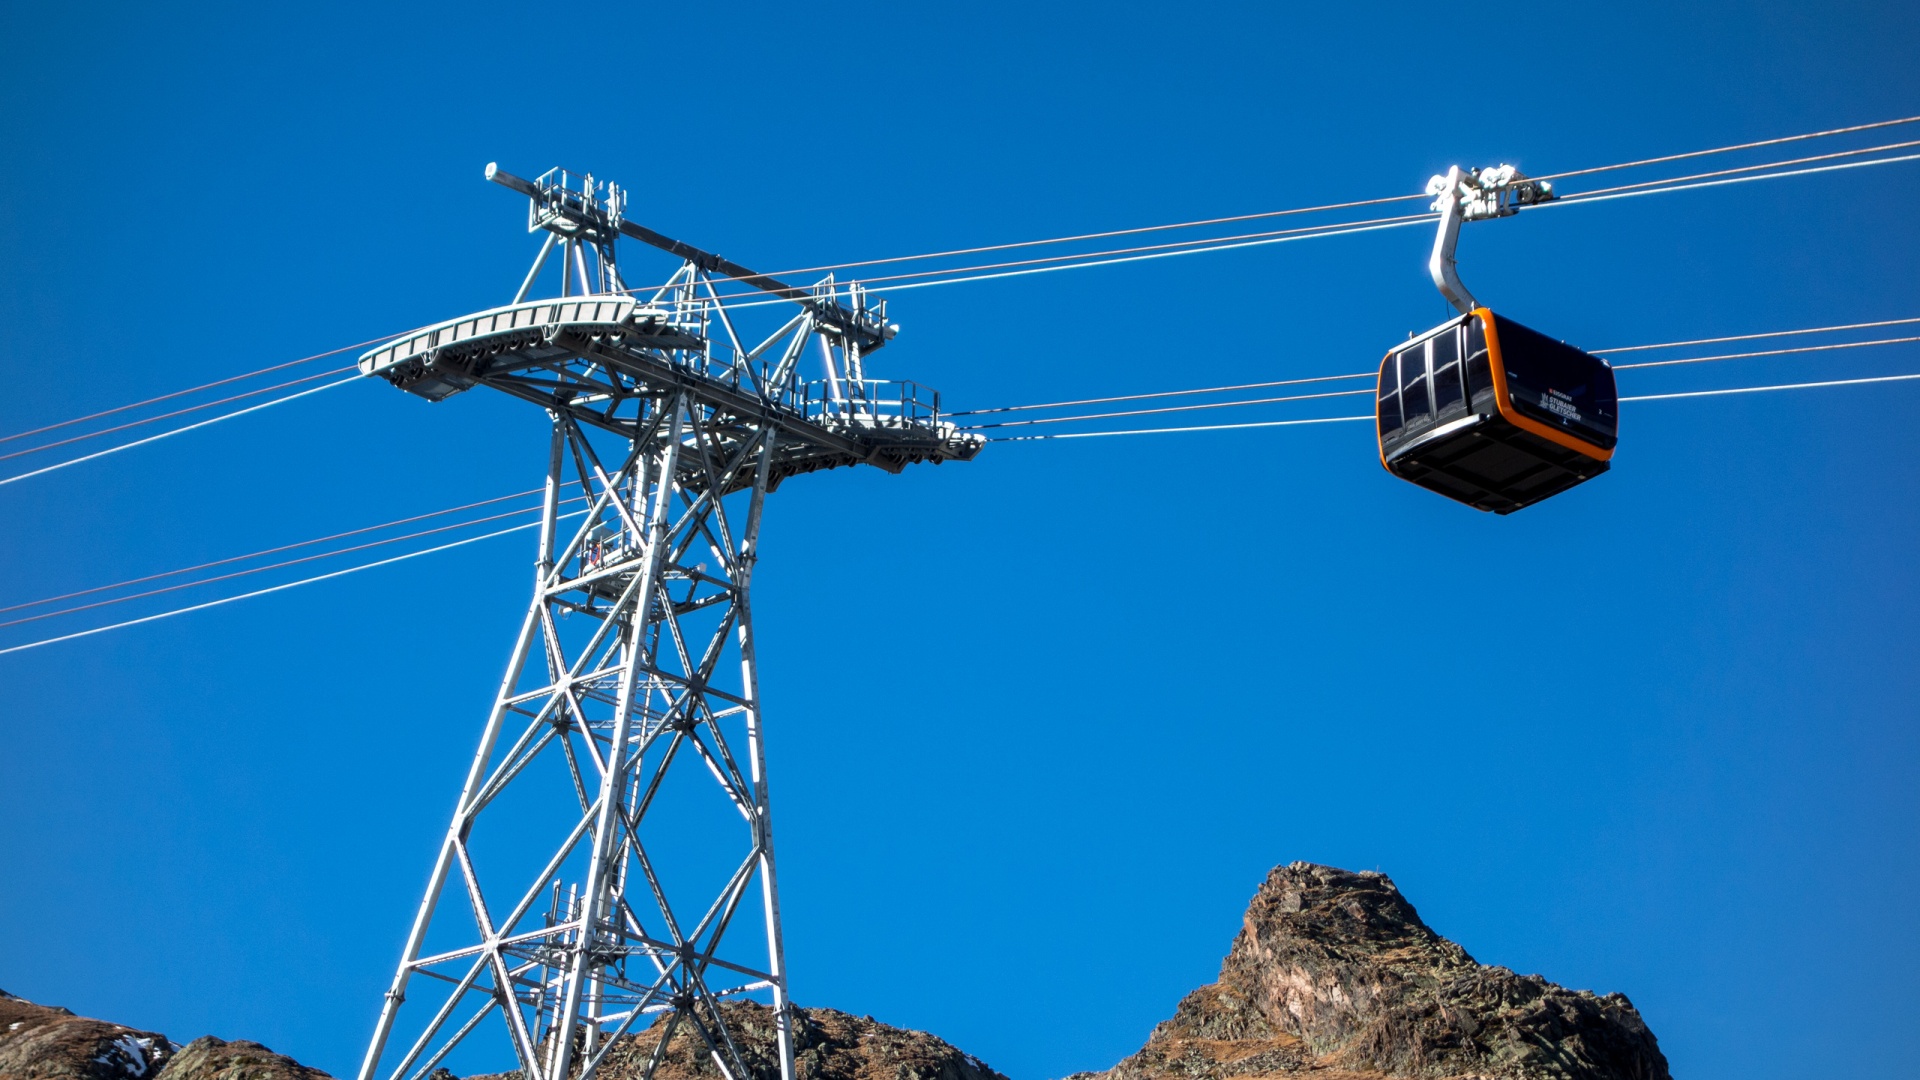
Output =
[{"x1": 355, "y1": 165, "x2": 981, "y2": 1080}]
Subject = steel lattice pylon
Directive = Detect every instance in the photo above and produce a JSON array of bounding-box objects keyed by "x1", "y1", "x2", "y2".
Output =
[{"x1": 355, "y1": 165, "x2": 980, "y2": 1080}]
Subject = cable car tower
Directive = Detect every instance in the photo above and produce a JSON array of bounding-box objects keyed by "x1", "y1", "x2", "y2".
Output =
[{"x1": 354, "y1": 165, "x2": 982, "y2": 1080}]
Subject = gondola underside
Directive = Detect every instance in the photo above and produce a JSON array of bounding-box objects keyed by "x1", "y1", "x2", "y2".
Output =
[{"x1": 1385, "y1": 411, "x2": 1609, "y2": 514}]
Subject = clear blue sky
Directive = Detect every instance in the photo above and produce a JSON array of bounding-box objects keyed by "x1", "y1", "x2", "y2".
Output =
[{"x1": 2, "y1": 3, "x2": 1916, "y2": 1079}]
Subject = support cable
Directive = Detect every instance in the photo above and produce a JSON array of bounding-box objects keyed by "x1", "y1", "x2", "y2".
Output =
[
  {"x1": 832, "y1": 137, "x2": 1901, "y2": 296},
  {"x1": 5, "y1": 372, "x2": 1914, "y2": 656},
  {"x1": 708, "y1": 216, "x2": 1438, "y2": 311},
  {"x1": 722, "y1": 193, "x2": 1431, "y2": 283},
  {"x1": 988, "y1": 414, "x2": 1375, "y2": 441},
  {"x1": 1613, "y1": 336, "x2": 1920, "y2": 370},
  {"x1": 0, "y1": 376, "x2": 359, "y2": 488},
  {"x1": 965, "y1": 327, "x2": 1920, "y2": 425},
  {"x1": 949, "y1": 371, "x2": 1373, "y2": 418},
  {"x1": 649, "y1": 114, "x2": 1920, "y2": 291},
  {"x1": 0, "y1": 513, "x2": 585, "y2": 658},
  {"x1": 959, "y1": 387, "x2": 1374, "y2": 430},
  {"x1": 1546, "y1": 138, "x2": 1920, "y2": 205},
  {"x1": 0, "y1": 366, "x2": 355, "y2": 464},
  {"x1": 0, "y1": 487, "x2": 549, "y2": 617},
  {"x1": 0, "y1": 501, "x2": 565, "y2": 630},
  {"x1": 1597, "y1": 316, "x2": 1920, "y2": 354},
  {"x1": 1533, "y1": 114, "x2": 1920, "y2": 182},
  {"x1": 0, "y1": 337, "x2": 382, "y2": 447},
  {"x1": 701, "y1": 147, "x2": 1920, "y2": 313},
  {"x1": 696, "y1": 211, "x2": 1434, "y2": 300},
  {"x1": 1619, "y1": 371, "x2": 1920, "y2": 402},
  {"x1": 1544, "y1": 152, "x2": 1920, "y2": 213},
  {"x1": 13, "y1": 117, "x2": 1916, "y2": 453},
  {"x1": 6, "y1": 316, "x2": 1907, "y2": 619},
  {"x1": 988, "y1": 371, "x2": 1920, "y2": 442}
]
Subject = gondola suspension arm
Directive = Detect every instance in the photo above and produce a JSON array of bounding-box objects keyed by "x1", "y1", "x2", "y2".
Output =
[{"x1": 1426, "y1": 164, "x2": 1556, "y2": 315}]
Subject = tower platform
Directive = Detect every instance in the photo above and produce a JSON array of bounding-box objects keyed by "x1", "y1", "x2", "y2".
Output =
[{"x1": 359, "y1": 296, "x2": 982, "y2": 490}]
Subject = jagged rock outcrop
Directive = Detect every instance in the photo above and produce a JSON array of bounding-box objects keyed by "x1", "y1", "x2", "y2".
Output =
[
  {"x1": 2, "y1": 862, "x2": 1671, "y2": 1080},
  {"x1": 477, "y1": 1003, "x2": 1006, "y2": 1080},
  {"x1": 0, "y1": 990, "x2": 327, "y2": 1080},
  {"x1": 157, "y1": 1036, "x2": 333, "y2": 1080},
  {"x1": 1079, "y1": 863, "x2": 1670, "y2": 1080},
  {"x1": 0, "y1": 991, "x2": 177, "y2": 1080}
]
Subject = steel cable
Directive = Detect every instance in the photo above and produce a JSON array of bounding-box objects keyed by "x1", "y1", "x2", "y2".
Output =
[
  {"x1": 693, "y1": 212, "x2": 1435, "y2": 302},
  {"x1": 6, "y1": 315, "x2": 1911, "y2": 623},
  {"x1": 3, "y1": 369, "x2": 1915, "y2": 655},
  {"x1": 1533, "y1": 114, "x2": 1920, "y2": 182},
  {"x1": 962, "y1": 326, "x2": 1920, "y2": 427},
  {"x1": 0, "y1": 513, "x2": 585, "y2": 658},
  {"x1": 1620, "y1": 371, "x2": 1920, "y2": 402},
  {"x1": 0, "y1": 487, "x2": 548, "y2": 617},
  {"x1": 12, "y1": 117, "x2": 1915, "y2": 458},
  {"x1": 987, "y1": 370, "x2": 1920, "y2": 442},
  {"x1": 0, "y1": 500, "x2": 570, "y2": 630},
  {"x1": 0, "y1": 376, "x2": 360, "y2": 488},
  {"x1": 949, "y1": 372, "x2": 1374, "y2": 418},
  {"x1": 0, "y1": 365, "x2": 355, "y2": 464},
  {"x1": 697, "y1": 147, "x2": 1920, "y2": 315},
  {"x1": 1613, "y1": 336, "x2": 1920, "y2": 371},
  {"x1": 1596, "y1": 316, "x2": 1920, "y2": 354},
  {"x1": 0, "y1": 336, "x2": 384, "y2": 447},
  {"x1": 639, "y1": 114, "x2": 1920, "y2": 291},
  {"x1": 960, "y1": 387, "x2": 1375, "y2": 430}
]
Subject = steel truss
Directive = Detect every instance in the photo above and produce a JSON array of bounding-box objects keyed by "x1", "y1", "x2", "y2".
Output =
[{"x1": 356, "y1": 166, "x2": 980, "y2": 1080}]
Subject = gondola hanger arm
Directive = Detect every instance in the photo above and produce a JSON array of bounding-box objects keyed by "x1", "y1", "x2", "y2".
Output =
[{"x1": 1426, "y1": 164, "x2": 1556, "y2": 315}]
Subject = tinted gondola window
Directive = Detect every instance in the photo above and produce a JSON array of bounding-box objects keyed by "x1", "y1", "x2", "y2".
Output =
[
  {"x1": 1464, "y1": 316, "x2": 1493, "y2": 401},
  {"x1": 1492, "y1": 315, "x2": 1618, "y2": 448},
  {"x1": 1377, "y1": 355, "x2": 1402, "y2": 439},
  {"x1": 1432, "y1": 324, "x2": 1464, "y2": 414},
  {"x1": 1400, "y1": 343, "x2": 1430, "y2": 424}
]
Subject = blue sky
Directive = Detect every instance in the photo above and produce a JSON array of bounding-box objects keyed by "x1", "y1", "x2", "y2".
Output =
[{"x1": 1, "y1": 2, "x2": 1917, "y2": 1079}]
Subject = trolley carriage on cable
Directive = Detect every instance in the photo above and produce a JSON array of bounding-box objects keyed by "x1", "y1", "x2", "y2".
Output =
[{"x1": 1376, "y1": 163, "x2": 1618, "y2": 513}]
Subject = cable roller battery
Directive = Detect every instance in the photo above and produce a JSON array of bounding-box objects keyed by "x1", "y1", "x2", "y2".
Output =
[{"x1": 1376, "y1": 309, "x2": 1617, "y2": 514}]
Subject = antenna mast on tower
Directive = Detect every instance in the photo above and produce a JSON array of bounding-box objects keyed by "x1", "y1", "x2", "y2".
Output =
[{"x1": 355, "y1": 164, "x2": 981, "y2": 1080}]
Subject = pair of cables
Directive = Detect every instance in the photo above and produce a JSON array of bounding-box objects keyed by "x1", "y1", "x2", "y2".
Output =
[
  {"x1": 0, "y1": 341, "x2": 378, "y2": 488},
  {"x1": 0, "y1": 493, "x2": 589, "y2": 658},
  {"x1": 669, "y1": 122, "x2": 1920, "y2": 310},
  {"x1": 957, "y1": 318, "x2": 1920, "y2": 440},
  {"x1": 977, "y1": 370, "x2": 1920, "y2": 444},
  {"x1": 646, "y1": 114, "x2": 1920, "y2": 302}
]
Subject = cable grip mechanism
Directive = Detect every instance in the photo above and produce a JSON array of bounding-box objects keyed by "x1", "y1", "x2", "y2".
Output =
[{"x1": 1425, "y1": 164, "x2": 1555, "y2": 315}]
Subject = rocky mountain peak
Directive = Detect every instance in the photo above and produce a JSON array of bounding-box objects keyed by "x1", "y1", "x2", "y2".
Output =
[
  {"x1": 1, "y1": 863, "x2": 1672, "y2": 1080},
  {"x1": 0, "y1": 989, "x2": 179, "y2": 1080},
  {"x1": 1089, "y1": 862, "x2": 1670, "y2": 1080}
]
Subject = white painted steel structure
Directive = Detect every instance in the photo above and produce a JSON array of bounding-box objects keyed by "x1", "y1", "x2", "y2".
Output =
[
  {"x1": 355, "y1": 166, "x2": 981, "y2": 1080},
  {"x1": 1425, "y1": 164, "x2": 1555, "y2": 315}
]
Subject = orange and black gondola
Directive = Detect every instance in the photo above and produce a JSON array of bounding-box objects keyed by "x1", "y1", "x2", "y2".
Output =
[{"x1": 1377, "y1": 308, "x2": 1617, "y2": 514}]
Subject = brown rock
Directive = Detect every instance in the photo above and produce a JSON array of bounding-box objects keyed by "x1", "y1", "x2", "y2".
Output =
[
  {"x1": 0, "y1": 990, "x2": 177, "y2": 1080},
  {"x1": 469, "y1": 1001, "x2": 1005, "y2": 1080},
  {"x1": 152, "y1": 1036, "x2": 334, "y2": 1080},
  {"x1": 2, "y1": 862, "x2": 1673, "y2": 1080},
  {"x1": 1081, "y1": 863, "x2": 1670, "y2": 1080}
]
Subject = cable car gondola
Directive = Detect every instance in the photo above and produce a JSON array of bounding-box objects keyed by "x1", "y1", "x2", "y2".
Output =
[
  {"x1": 1376, "y1": 163, "x2": 1617, "y2": 513},
  {"x1": 1377, "y1": 308, "x2": 1616, "y2": 514}
]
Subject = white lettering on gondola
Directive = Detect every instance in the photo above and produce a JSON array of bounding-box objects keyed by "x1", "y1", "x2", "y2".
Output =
[{"x1": 1541, "y1": 389, "x2": 1581, "y2": 422}]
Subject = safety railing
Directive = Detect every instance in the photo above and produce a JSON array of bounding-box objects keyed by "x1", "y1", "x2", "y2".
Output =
[{"x1": 796, "y1": 379, "x2": 943, "y2": 429}]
